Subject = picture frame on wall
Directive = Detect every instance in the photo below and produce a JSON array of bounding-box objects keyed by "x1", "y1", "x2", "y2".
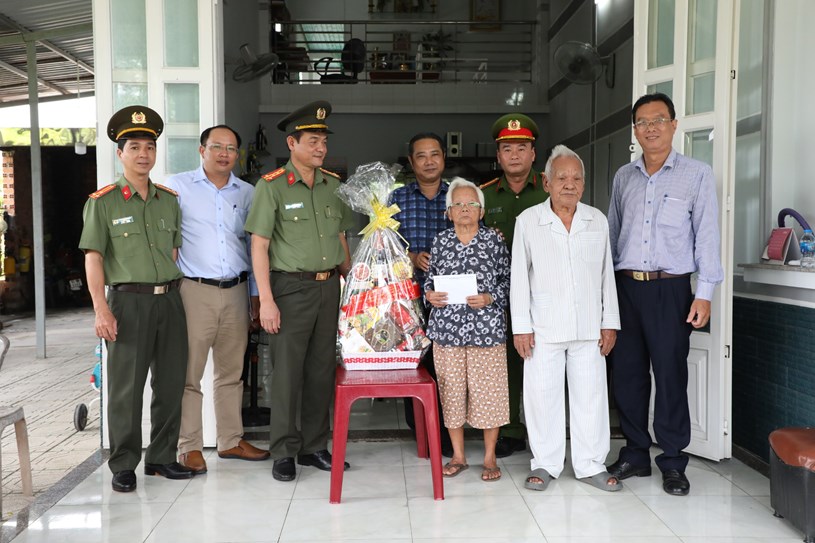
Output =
[{"x1": 470, "y1": 0, "x2": 500, "y2": 31}]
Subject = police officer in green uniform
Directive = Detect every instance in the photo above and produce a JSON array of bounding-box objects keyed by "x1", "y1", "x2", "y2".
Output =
[
  {"x1": 245, "y1": 100, "x2": 354, "y2": 482},
  {"x1": 480, "y1": 113, "x2": 548, "y2": 458},
  {"x1": 79, "y1": 105, "x2": 194, "y2": 493}
]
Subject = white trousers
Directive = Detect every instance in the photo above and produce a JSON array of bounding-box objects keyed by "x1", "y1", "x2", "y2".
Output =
[{"x1": 523, "y1": 339, "x2": 610, "y2": 479}]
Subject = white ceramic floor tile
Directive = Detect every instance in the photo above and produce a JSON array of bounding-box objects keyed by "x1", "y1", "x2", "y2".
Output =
[
  {"x1": 408, "y1": 494, "x2": 543, "y2": 539},
  {"x1": 546, "y1": 538, "x2": 682, "y2": 543},
  {"x1": 622, "y1": 464, "x2": 747, "y2": 496},
  {"x1": 413, "y1": 538, "x2": 546, "y2": 543},
  {"x1": 174, "y1": 467, "x2": 296, "y2": 502},
  {"x1": 404, "y1": 464, "x2": 516, "y2": 498},
  {"x1": 145, "y1": 498, "x2": 290, "y2": 542},
  {"x1": 639, "y1": 494, "x2": 802, "y2": 539},
  {"x1": 10, "y1": 502, "x2": 172, "y2": 543},
  {"x1": 681, "y1": 538, "x2": 803, "y2": 543},
  {"x1": 294, "y1": 464, "x2": 406, "y2": 500},
  {"x1": 504, "y1": 463, "x2": 636, "y2": 496},
  {"x1": 525, "y1": 494, "x2": 675, "y2": 537},
  {"x1": 703, "y1": 459, "x2": 771, "y2": 496},
  {"x1": 339, "y1": 440, "x2": 405, "y2": 466},
  {"x1": 279, "y1": 497, "x2": 411, "y2": 541},
  {"x1": 58, "y1": 469, "x2": 190, "y2": 505}
]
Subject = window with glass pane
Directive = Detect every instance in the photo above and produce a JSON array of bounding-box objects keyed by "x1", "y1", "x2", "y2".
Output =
[
  {"x1": 164, "y1": 0, "x2": 199, "y2": 67},
  {"x1": 165, "y1": 84, "x2": 200, "y2": 123},
  {"x1": 647, "y1": 0, "x2": 675, "y2": 69},
  {"x1": 111, "y1": 0, "x2": 147, "y2": 71},
  {"x1": 647, "y1": 81, "x2": 674, "y2": 98},
  {"x1": 683, "y1": 128, "x2": 714, "y2": 167},
  {"x1": 167, "y1": 138, "x2": 200, "y2": 174},
  {"x1": 113, "y1": 83, "x2": 147, "y2": 111},
  {"x1": 686, "y1": 0, "x2": 718, "y2": 115}
]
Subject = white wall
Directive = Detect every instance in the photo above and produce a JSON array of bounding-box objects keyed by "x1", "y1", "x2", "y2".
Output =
[{"x1": 769, "y1": 0, "x2": 815, "y2": 226}]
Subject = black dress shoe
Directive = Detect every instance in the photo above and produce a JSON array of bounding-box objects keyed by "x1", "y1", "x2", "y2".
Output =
[
  {"x1": 144, "y1": 461, "x2": 195, "y2": 480},
  {"x1": 273, "y1": 457, "x2": 296, "y2": 481},
  {"x1": 495, "y1": 436, "x2": 526, "y2": 459},
  {"x1": 297, "y1": 449, "x2": 350, "y2": 471},
  {"x1": 662, "y1": 469, "x2": 690, "y2": 496},
  {"x1": 112, "y1": 470, "x2": 137, "y2": 492},
  {"x1": 607, "y1": 459, "x2": 652, "y2": 480}
]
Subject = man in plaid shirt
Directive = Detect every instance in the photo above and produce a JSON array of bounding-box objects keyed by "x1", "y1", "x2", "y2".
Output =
[{"x1": 389, "y1": 132, "x2": 453, "y2": 457}]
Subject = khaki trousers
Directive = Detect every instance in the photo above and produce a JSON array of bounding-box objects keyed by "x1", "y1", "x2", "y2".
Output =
[{"x1": 178, "y1": 279, "x2": 249, "y2": 453}]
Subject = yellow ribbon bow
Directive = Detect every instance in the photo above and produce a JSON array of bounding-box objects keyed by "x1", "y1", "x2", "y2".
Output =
[{"x1": 359, "y1": 197, "x2": 402, "y2": 239}]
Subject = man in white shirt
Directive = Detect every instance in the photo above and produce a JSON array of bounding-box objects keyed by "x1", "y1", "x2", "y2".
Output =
[
  {"x1": 167, "y1": 125, "x2": 270, "y2": 474},
  {"x1": 510, "y1": 145, "x2": 621, "y2": 492}
]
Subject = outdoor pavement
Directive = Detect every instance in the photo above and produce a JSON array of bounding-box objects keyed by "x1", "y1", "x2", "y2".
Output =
[{"x1": 0, "y1": 307, "x2": 100, "y2": 522}]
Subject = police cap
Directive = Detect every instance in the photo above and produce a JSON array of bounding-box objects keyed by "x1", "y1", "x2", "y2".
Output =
[
  {"x1": 491, "y1": 113, "x2": 539, "y2": 142},
  {"x1": 107, "y1": 105, "x2": 164, "y2": 142},
  {"x1": 277, "y1": 100, "x2": 333, "y2": 134}
]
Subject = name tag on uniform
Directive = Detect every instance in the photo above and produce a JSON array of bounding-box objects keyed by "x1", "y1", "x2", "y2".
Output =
[
  {"x1": 487, "y1": 207, "x2": 503, "y2": 215},
  {"x1": 112, "y1": 216, "x2": 134, "y2": 225},
  {"x1": 285, "y1": 202, "x2": 304, "y2": 210}
]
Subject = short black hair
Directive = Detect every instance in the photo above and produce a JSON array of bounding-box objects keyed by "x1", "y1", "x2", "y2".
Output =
[
  {"x1": 200, "y1": 124, "x2": 242, "y2": 148},
  {"x1": 408, "y1": 132, "x2": 446, "y2": 157},
  {"x1": 632, "y1": 93, "x2": 676, "y2": 124},
  {"x1": 117, "y1": 139, "x2": 126, "y2": 151}
]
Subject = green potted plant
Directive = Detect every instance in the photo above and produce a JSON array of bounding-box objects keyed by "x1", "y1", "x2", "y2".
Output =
[{"x1": 420, "y1": 30, "x2": 453, "y2": 80}]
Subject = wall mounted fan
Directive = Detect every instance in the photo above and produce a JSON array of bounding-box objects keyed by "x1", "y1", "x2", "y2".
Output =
[
  {"x1": 232, "y1": 44, "x2": 279, "y2": 83},
  {"x1": 553, "y1": 41, "x2": 615, "y2": 88}
]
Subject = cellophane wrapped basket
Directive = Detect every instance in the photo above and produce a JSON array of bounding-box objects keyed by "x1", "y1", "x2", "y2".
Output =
[{"x1": 336, "y1": 162, "x2": 430, "y2": 370}]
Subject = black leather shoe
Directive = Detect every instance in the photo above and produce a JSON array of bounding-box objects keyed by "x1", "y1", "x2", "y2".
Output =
[
  {"x1": 495, "y1": 436, "x2": 526, "y2": 459},
  {"x1": 273, "y1": 457, "x2": 296, "y2": 481},
  {"x1": 297, "y1": 449, "x2": 350, "y2": 471},
  {"x1": 607, "y1": 459, "x2": 652, "y2": 480},
  {"x1": 662, "y1": 469, "x2": 690, "y2": 496},
  {"x1": 144, "y1": 461, "x2": 195, "y2": 480},
  {"x1": 111, "y1": 470, "x2": 137, "y2": 492}
]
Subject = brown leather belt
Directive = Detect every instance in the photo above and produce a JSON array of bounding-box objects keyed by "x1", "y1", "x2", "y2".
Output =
[
  {"x1": 185, "y1": 271, "x2": 248, "y2": 289},
  {"x1": 618, "y1": 270, "x2": 690, "y2": 282},
  {"x1": 109, "y1": 278, "x2": 181, "y2": 295},
  {"x1": 272, "y1": 269, "x2": 336, "y2": 281}
]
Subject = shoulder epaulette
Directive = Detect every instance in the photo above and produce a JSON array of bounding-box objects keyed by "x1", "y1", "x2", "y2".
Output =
[
  {"x1": 155, "y1": 183, "x2": 178, "y2": 197},
  {"x1": 479, "y1": 177, "x2": 500, "y2": 190},
  {"x1": 88, "y1": 184, "x2": 116, "y2": 199},
  {"x1": 320, "y1": 167, "x2": 341, "y2": 179},
  {"x1": 262, "y1": 167, "x2": 286, "y2": 182}
]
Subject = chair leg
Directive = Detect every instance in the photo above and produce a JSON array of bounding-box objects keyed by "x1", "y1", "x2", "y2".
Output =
[
  {"x1": 413, "y1": 397, "x2": 428, "y2": 459},
  {"x1": 420, "y1": 386, "x2": 444, "y2": 501},
  {"x1": 330, "y1": 389, "x2": 353, "y2": 504},
  {"x1": 15, "y1": 417, "x2": 33, "y2": 497}
]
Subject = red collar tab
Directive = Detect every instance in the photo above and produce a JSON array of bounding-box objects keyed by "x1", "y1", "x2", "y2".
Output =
[
  {"x1": 287, "y1": 172, "x2": 296, "y2": 185},
  {"x1": 121, "y1": 185, "x2": 133, "y2": 201}
]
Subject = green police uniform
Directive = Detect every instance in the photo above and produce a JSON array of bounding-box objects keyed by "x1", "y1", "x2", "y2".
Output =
[
  {"x1": 245, "y1": 102, "x2": 355, "y2": 459},
  {"x1": 79, "y1": 106, "x2": 188, "y2": 476},
  {"x1": 482, "y1": 113, "x2": 548, "y2": 445}
]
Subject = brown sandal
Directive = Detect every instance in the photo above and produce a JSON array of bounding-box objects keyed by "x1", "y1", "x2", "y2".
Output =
[
  {"x1": 481, "y1": 465, "x2": 502, "y2": 482},
  {"x1": 443, "y1": 462, "x2": 469, "y2": 477}
]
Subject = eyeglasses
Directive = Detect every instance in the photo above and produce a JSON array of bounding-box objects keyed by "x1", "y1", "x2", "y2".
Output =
[
  {"x1": 449, "y1": 202, "x2": 482, "y2": 210},
  {"x1": 206, "y1": 143, "x2": 239, "y2": 155},
  {"x1": 634, "y1": 118, "x2": 673, "y2": 131}
]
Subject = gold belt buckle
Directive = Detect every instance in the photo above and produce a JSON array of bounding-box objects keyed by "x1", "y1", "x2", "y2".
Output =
[
  {"x1": 153, "y1": 285, "x2": 169, "y2": 294},
  {"x1": 315, "y1": 271, "x2": 330, "y2": 281},
  {"x1": 632, "y1": 271, "x2": 648, "y2": 281}
]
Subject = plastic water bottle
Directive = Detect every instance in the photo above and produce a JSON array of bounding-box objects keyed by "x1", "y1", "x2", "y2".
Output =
[{"x1": 801, "y1": 229, "x2": 815, "y2": 268}]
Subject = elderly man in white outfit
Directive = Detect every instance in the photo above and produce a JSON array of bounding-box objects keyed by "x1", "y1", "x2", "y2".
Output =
[{"x1": 510, "y1": 144, "x2": 622, "y2": 492}]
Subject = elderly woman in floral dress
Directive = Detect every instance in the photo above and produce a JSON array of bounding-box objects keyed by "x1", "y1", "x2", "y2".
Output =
[{"x1": 424, "y1": 177, "x2": 510, "y2": 482}]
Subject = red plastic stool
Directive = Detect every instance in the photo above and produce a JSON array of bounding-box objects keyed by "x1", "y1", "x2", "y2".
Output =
[{"x1": 330, "y1": 365, "x2": 444, "y2": 503}]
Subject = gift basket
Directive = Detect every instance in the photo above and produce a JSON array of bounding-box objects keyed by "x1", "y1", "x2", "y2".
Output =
[{"x1": 336, "y1": 162, "x2": 430, "y2": 370}]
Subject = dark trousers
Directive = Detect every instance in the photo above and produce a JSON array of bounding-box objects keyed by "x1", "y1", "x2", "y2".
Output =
[
  {"x1": 106, "y1": 289, "x2": 188, "y2": 473},
  {"x1": 499, "y1": 310, "x2": 526, "y2": 440},
  {"x1": 404, "y1": 305, "x2": 452, "y2": 451},
  {"x1": 268, "y1": 272, "x2": 340, "y2": 459},
  {"x1": 608, "y1": 273, "x2": 693, "y2": 473}
]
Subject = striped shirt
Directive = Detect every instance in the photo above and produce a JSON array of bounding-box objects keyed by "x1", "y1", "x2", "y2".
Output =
[
  {"x1": 510, "y1": 199, "x2": 620, "y2": 343},
  {"x1": 607, "y1": 150, "x2": 723, "y2": 301}
]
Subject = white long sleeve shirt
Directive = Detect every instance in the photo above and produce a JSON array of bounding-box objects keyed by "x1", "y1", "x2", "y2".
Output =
[{"x1": 510, "y1": 199, "x2": 620, "y2": 343}]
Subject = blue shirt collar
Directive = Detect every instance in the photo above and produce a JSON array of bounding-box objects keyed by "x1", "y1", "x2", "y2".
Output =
[
  {"x1": 193, "y1": 165, "x2": 240, "y2": 189},
  {"x1": 635, "y1": 148, "x2": 678, "y2": 175}
]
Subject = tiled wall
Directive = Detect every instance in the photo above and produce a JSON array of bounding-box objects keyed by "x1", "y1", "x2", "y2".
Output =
[{"x1": 733, "y1": 296, "x2": 815, "y2": 462}]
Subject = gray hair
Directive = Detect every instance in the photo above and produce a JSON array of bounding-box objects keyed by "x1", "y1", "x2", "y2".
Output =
[
  {"x1": 544, "y1": 144, "x2": 586, "y2": 181},
  {"x1": 446, "y1": 177, "x2": 485, "y2": 209}
]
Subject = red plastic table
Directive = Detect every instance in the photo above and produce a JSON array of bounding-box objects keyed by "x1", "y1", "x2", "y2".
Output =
[{"x1": 330, "y1": 365, "x2": 445, "y2": 503}]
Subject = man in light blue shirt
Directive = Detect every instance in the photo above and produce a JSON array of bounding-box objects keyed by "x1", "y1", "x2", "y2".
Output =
[
  {"x1": 166, "y1": 125, "x2": 269, "y2": 473},
  {"x1": 606, "y1": 93, "x2": 723, "y2": 497}
]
